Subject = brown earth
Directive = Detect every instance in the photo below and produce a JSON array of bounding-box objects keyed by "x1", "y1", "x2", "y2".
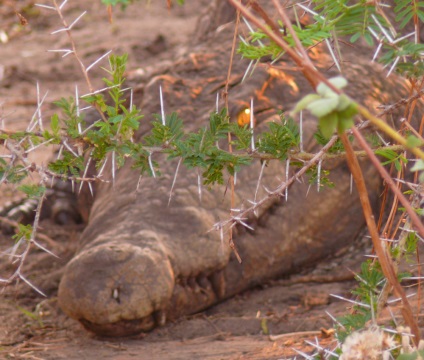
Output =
[{"x1": 0, "y1": 1, "x2": 419, "y2": 359}]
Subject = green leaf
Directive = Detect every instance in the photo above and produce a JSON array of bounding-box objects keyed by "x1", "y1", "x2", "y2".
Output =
[
  {"x1": 51, "y1": 114, "x2": 60, "y2": 135},
  {"x1": 337, "y1": 103, "x2": 358, "y2": 119},
  {"x1": 397, "y1": 350, "x2": 424, "y2": 360},
  {"x1": 411, "y1": 159, "x2": 424, "y2": 172},
  {"x1": 293, "y1": 94, "x2": 322, "y2": 113},
  {"x1": 307, "y1": 97, "x2": 339, "y2": 117},
  {"x1": 316, "y1": 83, "x2": 337, "y2": 97},
  {"x1": 316, "y1": 77, "x2": 347, "y2": 97},
  {"x1": 350, "y1": 32, "x2": 361, "y2": 43},
  {"x1": 18, "y1": 185, "x2": 46, "y2": 199},
  {"x1": 319, "y1": 112, "x2": 338, "y2": 138},
  {"x1": 336, "y1": 94, "x2": 352, "y2": 111},
  {"x1": 328, "y1": 76, "x2": 348, "y2": 89},
  {"x1": 337, "y1": 117, "x2": 354, "y2": 134},
  {"x1": 406, "y1": 135, "x2": 423, "y2": 149}
]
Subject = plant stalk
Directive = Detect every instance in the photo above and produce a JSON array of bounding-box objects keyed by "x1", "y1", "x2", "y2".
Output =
[{"x1": 340, "y1": 132, "x2": 421, "y2": 345}]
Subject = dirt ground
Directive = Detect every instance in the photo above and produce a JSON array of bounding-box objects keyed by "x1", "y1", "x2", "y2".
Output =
[{"x1": 0, "y1": 1, "x2": 417, "y2": 359}]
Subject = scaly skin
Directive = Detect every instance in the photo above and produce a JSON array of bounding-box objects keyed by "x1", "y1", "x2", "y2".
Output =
[{"x1": 58, "y1": 13, "x2": 407, "y2": 336}]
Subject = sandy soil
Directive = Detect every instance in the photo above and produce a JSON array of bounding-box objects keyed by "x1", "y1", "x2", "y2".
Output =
[{"x1": 0, "y1": 1, "x2": 409, "y2": 359}]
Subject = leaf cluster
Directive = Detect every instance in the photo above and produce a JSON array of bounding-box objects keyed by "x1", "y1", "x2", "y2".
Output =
[{"x1": 294, "y1": 77, "x2": 358, "y2": 138}]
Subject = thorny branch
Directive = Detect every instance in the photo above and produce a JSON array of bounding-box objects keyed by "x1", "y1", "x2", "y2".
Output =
[
  {"x1": 212, "y1": 134, "x2": 338, "y2": 232},
  {"x1": 1, "y1": 0, "x2": 113, "y2": 291},
  {"x1": 0, "y1": 189, "x2": 49, "y2": 296}
]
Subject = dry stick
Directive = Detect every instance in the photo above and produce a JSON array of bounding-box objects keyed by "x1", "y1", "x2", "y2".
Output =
[
  {"x1": 340, "y1": 132, "x2": 421, "y2": 345},
  {"x1": 223, "y1": 8, "x2": 242, "y2": 263}
]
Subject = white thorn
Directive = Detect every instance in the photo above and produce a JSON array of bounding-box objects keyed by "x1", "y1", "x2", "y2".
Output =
[
  {"x1": 60, "y1": 0, "x2": 69, "y2": 9},
  {"x1": 88, "y1": 182, "x2": 94, "y2": 197},
  {"x1": 372, "y1": 42, "x2": 383, "y2": 62},
  {"x1": 129, "y1": 87, "x2": 134, "y2": 112},
  {"x1": 112, "y1": 151, "x2": 116, "y2": 184},
  {"x1": 285, "y1": 159, "x2": 290, "y2": 201},
  {"x1": 20, "y1": 274, "x2": 47, "y2": 297},
  {"x1": 79, "y1": 155, "x2": 92, "y2": 194},
  {"x1": 242, "y1": 17, "x2": 265, "y2": 47},
  {"x1": 86, "y1": 50, "x2": 112, "y2": 72},
  {"x1": 299, "y1": 110, "x2": 303, "y2": 152},
  {"x1": 159, "y1": 85, "x2": 166, "y2": 126},
  {"x1": 254, "y1": 161, "x2": 266, "y2": 216},
  {"x1": 241, "y1": 59, "x2": 254, "y2": 83},
  {"x1": 216, "y1": 92, "x2": 219, "y2": 113},
  {"x1": 371, "y1": 14, "x2": 393, "y2": 43},
  {"x1": 325, "y1": 38, "x2": 341, "y2": 72},
  {"x1": 197, "y1": 170, "x2": 202, "y2": 202},
  {"x1": 250, "y1": 98, "x2": 255, "y2": 151},
  {"x1": 168, "y1": 158, "x2": 182, "y2": 206},
  {"x1": 68, "y1": 11, "x2": 87, "y2": 31},
  {"x1": 63, "y1": 140, "x2": 79, "y2": 157},
  {"x1": 97, "y1": 156, "x2": 108, "y2": 178},
  {"x1": 35, "y1": 4, "x2": 56, "y2": 10},
  {"x1": 317, "y1": 160, "x2": 322, "y2": 192},
  {"x1": 75, "y1": 85, "x2": 81, "y2": 134},
  {"x1": 81, "y1": 85, "x2": 120, "y2": 97},
  {"x1": 387, "y1": 56, "x2": 400, "y2": 77},
  {"x1": 148, "y1": 153, "x2": 156, "y2": 178}
]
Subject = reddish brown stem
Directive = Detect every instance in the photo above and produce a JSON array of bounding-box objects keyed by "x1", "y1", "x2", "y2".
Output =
[{"x1": 340, "y1": 133, "x2": 421, "y2": 345}]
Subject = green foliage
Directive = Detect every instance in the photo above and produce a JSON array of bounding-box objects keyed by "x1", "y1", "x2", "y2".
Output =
[
  {"x1": 336, "y1": 260, "x2": 384, "y2": 342},
  {"x1": 18, "y1": 185, "x2": 46, "y2": 199},
  {"x1": 313, "y1": 0, "x2": 389, "y2": 44},
  {"x1": 394, "y1": 0, "x2": 424, "y2": 28},
  {"x1": 236, "y1": 0, "x2": 424, "y2": 78},
  {"x1": 12, "y1": 223, "x2": 33, "y2": 242},
  {"x1": 294, "y1": 77, "x2": 358, "y2": 138},
  {"x1": 256, "y1": 117, "x2": 300, "y2": 160},
  {"x1": 397, "y1": 351, "x2": 424, "y2": 360},
  {"x1": 375, "y1": 148, "x2": 408, "y2": 172},
  {"x1": 307, "y1": 165, "x2": 334, "y2": 189},
  {"x1": 336, "y1": 308, "x2": 371, "y2": 343},
  {"x1": 0, "y1": 159, "x2": 27, "y2": 185}
]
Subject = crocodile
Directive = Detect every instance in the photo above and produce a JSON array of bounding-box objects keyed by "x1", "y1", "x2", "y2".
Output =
[{"x1": 56, "y1": 1, "x2": 411, "y2": 337}]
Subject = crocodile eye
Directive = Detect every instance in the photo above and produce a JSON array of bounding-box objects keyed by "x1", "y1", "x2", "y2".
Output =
[{"x1": 237, "y1": 108, "x2": 252, "y2": 127}]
